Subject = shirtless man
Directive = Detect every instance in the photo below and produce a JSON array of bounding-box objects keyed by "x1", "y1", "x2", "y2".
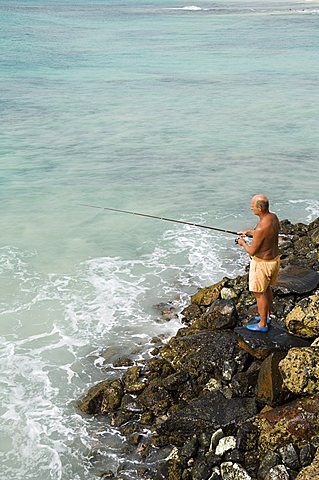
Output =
[{"x1": 237, "y1": 194, "x2": 280, "y2": 332}]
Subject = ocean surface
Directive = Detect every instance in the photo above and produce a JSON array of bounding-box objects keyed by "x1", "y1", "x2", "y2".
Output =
[{"x1": 0, "y1": 0, "x2": 318, "y2": 478}]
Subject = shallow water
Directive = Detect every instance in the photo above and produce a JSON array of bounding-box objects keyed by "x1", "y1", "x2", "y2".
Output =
[{"x1": 0, "y1": 0, "x2": 318, "y2": 478}]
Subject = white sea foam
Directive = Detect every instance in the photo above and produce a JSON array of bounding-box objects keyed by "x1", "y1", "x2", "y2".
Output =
[
  {"x1": 163, "y1": 5, "x2": 202, "y2": 11},
  {"x1": 288, "y1": 199, "x2": 319, "y2": 222}
]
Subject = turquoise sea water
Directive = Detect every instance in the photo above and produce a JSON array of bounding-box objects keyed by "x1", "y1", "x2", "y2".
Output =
[{"x1": 1, "y1": 1, "x2": 319, "y2": 478}]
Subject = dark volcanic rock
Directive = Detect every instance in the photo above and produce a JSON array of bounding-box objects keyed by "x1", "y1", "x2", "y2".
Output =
[
  {"x1": 191, "y1": 280, "x2": 226, "y2": 306},
  {"x1": 180, "y1": 303, "x2": 202, "y2": 325},
  {"x1": 180, "y1": 435, "x2": 198, "y2": 459},
  {"x1": 257, "y1": 451, "x2": 282, "y2": 480},
  {"x1": 296, "y1": 446, "x2": 319, "y2": 480},
  {"x1": 231, "y1": 360, "x2": 261, "y2": 397},
  {"x1": 162, "y1": 371, "x2": 189, "y2": 391},
  {"x1": 285, "y1": 295, "x2": 319, "y2": 339},
  {"x1": 299, "y1": 443, "x2": 316, "y2": 467},
  {"x1": 255, "y1": 394, "x2": 319, "y2": 451},
  {"x1": 257, "y1": 351, "x2": 291, "y2": 406},
  {"x1": 157, "y1": 391, "x2": 257, "y2": 440},
  {"x1": 160, "y1": 330, "x2": 246, "y2": 382},
  {"x1": 279, "y1": 347, "x2": 319, "y2": 395},
  {"x1": 274, "y1": 265, "x2": 319, "y2": 295},
  {"x1": 236, "y1": 421, "x2": 259, "y2": 452},
  {"x1": 279, "y1": 443, "x2": 300, "y2": 470},
  {"x1": 235, "y1": 325, "x2": 311, "y2": 360},
  {"x1": 194, "y1": 299, "x2": 238, "y2": 331},
  {"x1": 78, "y1": 378, "x2": 123, "y2": 415},
  {"x1": 137, "y1": 379, "x2": 174, "y2": 416}
]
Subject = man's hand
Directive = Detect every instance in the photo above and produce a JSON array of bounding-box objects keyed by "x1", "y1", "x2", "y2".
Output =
[{"x1": 236, "y1": 237, "x2": 246, "y2": 247}]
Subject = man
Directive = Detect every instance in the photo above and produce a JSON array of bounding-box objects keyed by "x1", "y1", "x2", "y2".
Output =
[{"x1": 236, "y1": 194, "x2": 280, "y2": 332}]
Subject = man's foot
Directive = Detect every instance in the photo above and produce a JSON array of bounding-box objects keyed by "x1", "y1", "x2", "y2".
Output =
[
  {"x1": 255, "y1": 315, "x2": 271, "y2": 325},
  {"x1": 246, "y1": 323, "x2": 268, "y2": 333}
]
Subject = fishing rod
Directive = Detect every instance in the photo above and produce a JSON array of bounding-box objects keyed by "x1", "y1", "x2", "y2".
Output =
[{"x1": 80, "y1": 203, "x2": 246, "y2": 237}]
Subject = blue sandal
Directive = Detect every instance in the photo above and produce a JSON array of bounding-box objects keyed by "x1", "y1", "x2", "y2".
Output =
[
  {"x1": 246, "y1": 323, "x2": 268, "y2": 333},
  {"x1": 255, "y1": 315, "x2": 271, "y2": 325}
]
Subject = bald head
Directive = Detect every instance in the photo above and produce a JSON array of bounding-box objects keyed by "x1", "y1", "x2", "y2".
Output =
[{"x1": 251, "y1": 194, "x2": 269, "y2": 213}]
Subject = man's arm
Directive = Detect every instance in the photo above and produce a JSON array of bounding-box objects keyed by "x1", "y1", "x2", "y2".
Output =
[
  {"x1": 238, "y1": 229, "x2": 255, "y2": 237},
  {"x1": 237, "y1": 228, "x2": 264, "y2": 256}
]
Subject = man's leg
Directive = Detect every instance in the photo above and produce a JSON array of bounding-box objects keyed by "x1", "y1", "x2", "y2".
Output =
[
  {"x1": 254, "y1": 291, "x2": 268, "y2": 328},
  {"x1": 265, "y1": 286, "x2": 272, "y2": 318}
]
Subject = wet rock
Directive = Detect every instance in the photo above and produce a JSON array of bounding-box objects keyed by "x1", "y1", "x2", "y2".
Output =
[
  {"x1": 236, "y1": 421, "x2": 259, "y2": 452},
  {"x1": 222, "y1": 360, "x2": 238, "y2": 381},
  {"x1": 223, "y1": 449, "x2": 244, "y2": 463},
  {"x1": 190, "y1": 458, "x2": 211, "y2": 480},
  {"x1": 244, "y1": 450, "x2": 259, "y2": 477},
  {"x1": 123, "y1": 366, "x2": 141, "y2": 384},
  {"x1": 296, "y1": 447, "x2": 319, "y2": 479},
  {"x1": 257, "y1": 451, "x2": 282, "y2": 480},
  {"x1": 205, "y1": 451, "x2": 221, "y2": 467},
  {"x1": 257, "y1": 351, "x2": 290, "y2": 406},
  {"x1": 167, "y1": 458, "x2": 183, "y2": 480},
  {"x1": 271, "y1": 295, "x2": 296, "y2": 322},
  {"x1": 180, "y1": 304, "x2": 202, "y2": 325},
  {"x1": 254, "y1": 394, "x2": 319, "y2": 451},
  {"x1": 111, "y1": 409, "x2": 135, "y2": 427},
  {"x1": 309, "y1": 217, "x2": 319, "y2": 230},
  {"x1": 279, "y1": 443, "x2": 300, "y2": 470},
  {"x1": 150, "y1": 347, "x2": 160, "y2": 356},
  {"x1": 264, "y1": 464, "x2": 289, "y2": 480},
  {"x1": 145, "y1": 357, "x2": 174, "y2": 380},
  {"x1": 235, "y1": 325, "x2": 311, "y2": 360},
  {"x1": 120, "y1": 394, "x2": 143, "y2": 413},
  {"x1": 220, "y1": 462, "x2": 252, "y2": 479},
  {"x1": 280, "y1": 219, "x2": 295, "y2": 236},
  {"x1": 137, "y1": 380, "x2": 174, "y2": 416},
  {"x1": 140, "y1": 410, "x2": 153, "y2": 425},
  {"x1": 204, "y1": 378, "x2": 223, "y2": 394},
  {"x1": 180, "y1": 435, "x2": 198, "y2": 460},
  {"x1": 221, "y1": 287, "x2": 238, "y2": 301},
  {"x1": 279, "y1": 347, "x2": 319, "y2": 395},
  {"x1": 113, "y1": 357, "x2": 134, "y2": 367},
  {"x1": 191, "y1": 280, "x2": 226, "y2": 306},
  {"x1": 157, "y1": 391, "x2": 257, "y2": 442},
  {"x1": 160, "y1": 330, "x2": 243, "y2": 383},
  {"x1": 162, "y1": 371, "x2": 189, "y2": 391},
  {"x1": 78, "y1": 379, "x2": 124, "y2": 415},
  {"x1": 125, "y1": 382, "x2": 147, "y2": 394},
  {"x1": 285, "y1": 295, "x2": 319, "y2": 339},
  {"x1": 151, "y1": 334, "x2": 166, "y2": 344},
  {"x1": 215, "y1": 436, "x2": 236, "y2": 456},
  {"x1": 99, "y1": 471, "x2": 115, "y2": 479},
  {"x1": 231, "y1": 361, "x2": 260, "y2": 397},
  {"x1": 299, "y1": 443, "x2": 316, "y2": 467},
  {"x1": 128, "y1": 432, "x2": 143, "y2": 445},
  {"x1": 274, "y1": 265, "x2": 319, "y2": 295},
  {"x1": 309, "y1": 226, "x2": 319, "y2": 246},
  {"x1": 196, "y1": 299, "x2": 238, "y2": 331}
]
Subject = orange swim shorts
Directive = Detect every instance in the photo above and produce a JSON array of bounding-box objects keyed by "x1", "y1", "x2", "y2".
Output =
[{"x1": 249, "y1": 255, "x2": 280, "y2": 293}]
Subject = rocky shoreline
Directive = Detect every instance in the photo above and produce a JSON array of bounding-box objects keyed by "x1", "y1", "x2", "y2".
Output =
[{"x1": 79, "y1": 217, "x2": 319, "y2": 480}]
